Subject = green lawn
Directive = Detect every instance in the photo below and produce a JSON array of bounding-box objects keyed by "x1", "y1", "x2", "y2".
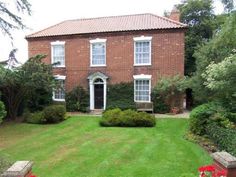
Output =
[{"x1": 0, "y1": 116, "x2": 211, "y2": 177}]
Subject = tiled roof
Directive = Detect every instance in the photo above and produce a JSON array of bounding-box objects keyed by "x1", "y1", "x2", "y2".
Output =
[{"x1": 26, "y1": 13, "x2": 187, "y2": 38}]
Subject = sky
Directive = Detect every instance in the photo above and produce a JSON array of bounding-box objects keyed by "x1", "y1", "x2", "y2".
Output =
[{"x1": 0, "y1": 0, "x2": 224, "y2": 63}]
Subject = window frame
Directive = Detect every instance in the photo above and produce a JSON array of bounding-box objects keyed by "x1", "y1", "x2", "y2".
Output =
[
  {"x1": 53, "y1": 75, "x2": 66, "y2": 102},
  {"x1": 90, "y1": 38, "x2": 107, "y2": 67},
  {"x1": 133, "y1": 36, "x2": 152, "y2": 66},
  {"x1": 133, "y1": 74, "x2": 152, "y2": 103},
  {"x1": 51, "y1": 41, "x2": 65, "y2": 67}
]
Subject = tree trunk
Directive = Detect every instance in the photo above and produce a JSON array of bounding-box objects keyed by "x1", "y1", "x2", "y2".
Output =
[{"x1": 3, "y1": 87, "x2": 25, "y2": 121}]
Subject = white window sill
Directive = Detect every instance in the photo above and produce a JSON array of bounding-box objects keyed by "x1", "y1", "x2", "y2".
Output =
[
  {"x1": 134, "y1": 63, "x2": 151, "y2": 66},
  {"x1": 53, "y1": 65, "x2": 66, "y2": 68},
  {"x1": 90, "y1": 65, "x2": 106, "y2": 67},
  {"x1": 134, "y1": 100, "x2": 151, "y2": 103},
  {"x1": 53, "y1": 98, "x2": 65, "y2": 102}
]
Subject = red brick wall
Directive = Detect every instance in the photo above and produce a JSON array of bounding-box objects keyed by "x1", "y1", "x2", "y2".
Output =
[{"x1": 27, "y1": 29, "x2": 185, "y2": 91}]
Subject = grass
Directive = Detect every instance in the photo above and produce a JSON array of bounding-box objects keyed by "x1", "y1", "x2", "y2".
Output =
[{"x1": 0, "y1": 116, "x2": 211, "y2": 177}]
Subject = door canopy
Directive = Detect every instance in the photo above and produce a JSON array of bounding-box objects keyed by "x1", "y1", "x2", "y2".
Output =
[{"x1": 88, "y1": 72, "x2": 108, "y2": 83}]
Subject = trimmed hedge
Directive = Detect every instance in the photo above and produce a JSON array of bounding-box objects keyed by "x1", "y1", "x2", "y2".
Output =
[
  {"x1": 100, "y1": 108, "x2": 156, "y2": 127},
  {"x1": 106, "y1": 82, "x2": 136, "y2": 110},
  {"x1": 25, "y1": 105, "x2": 66, "y2": 124},
  {"x1": 24, "y1": 111, "x2": 44, "y2": 124},
  {"x1": 43, "y1": 105, "x2": 66, "y2": 123},
  {"x1": 206, "y1": 123, "x2": 236, "y2": 156}
]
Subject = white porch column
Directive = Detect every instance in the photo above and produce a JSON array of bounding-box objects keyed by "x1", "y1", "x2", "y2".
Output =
[
  {"x1": 104, "y1": 80, "x2": 107, "y2": 110},
  {"x1": 89, "y1": 80, "x2": 94, "y2": 110}
]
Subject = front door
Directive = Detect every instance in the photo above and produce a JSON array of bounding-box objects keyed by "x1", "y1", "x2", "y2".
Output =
[{"x1": 94, "y1": 84, "x2": 104, "y2": 109}]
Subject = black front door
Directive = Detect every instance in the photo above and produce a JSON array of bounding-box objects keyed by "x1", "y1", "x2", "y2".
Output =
[{"x1": 94, "y1": 84, "x2": 104, "y2": 109}]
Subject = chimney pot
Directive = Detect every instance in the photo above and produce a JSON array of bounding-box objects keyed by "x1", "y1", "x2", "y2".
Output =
[{"x1": 169, "y1": 5, "x2": 180, "y2": 22}]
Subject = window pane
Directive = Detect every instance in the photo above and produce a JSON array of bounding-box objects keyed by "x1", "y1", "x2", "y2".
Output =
[
  {"x1": 53, "y1": 45, "x2": 65, "y2": 66},
  {"x1": 134, "y1": 80, "x2": 150, "y2": 102},
  {"x1": 54, "y1": 80, "x2": 65, "y2": 100},
  {"x1": 92, "y1": 43, "x2": 105, "y2": 65},
  {"x1": 135, "y1": 41, "x2": 150, "y2": 65}
]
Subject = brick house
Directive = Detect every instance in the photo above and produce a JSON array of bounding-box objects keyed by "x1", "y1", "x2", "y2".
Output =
[{"x1": 26, "y1": 12, "x2": 187, "y2": 111}]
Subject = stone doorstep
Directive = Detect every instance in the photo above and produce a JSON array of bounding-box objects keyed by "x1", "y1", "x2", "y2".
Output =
[
  {"x1": 2, "y1": 161, "x2": 33, "y2": 177},
  {"x1": 212, "y1": 151, "x2": 236, "y2": 168}
]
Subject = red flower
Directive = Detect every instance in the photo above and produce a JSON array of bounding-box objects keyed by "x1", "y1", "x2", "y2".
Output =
[
  {"x1": 199, "y1": 166, "x2": 206, "y2": 172},
  {"x1": 198, "y1": 165, "x2": 215, "y2": 172},
  {"x1": 216, "y1": 170, "x2": 227, "y2": 176},
  {"x1": 205, "y1": 165, "x2": 215, "y2": 172},
  {"x1": 30, "y1": 175, "x2": 37, "y2": 177}
]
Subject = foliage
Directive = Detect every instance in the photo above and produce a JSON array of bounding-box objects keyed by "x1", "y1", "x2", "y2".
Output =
[
  {"x1": 189, "y1": 102, "x2": 221, "y2": 135},
  {"x1": 202, "y1": 54, "x2": 236, "y2": 111},
  {"x1": 206, "y1": 122, "x2": 236, "y2": 156},
  {"x1": 27, "y1": 88, "x2": 52, "y2": 112},
  {"x1": 106, "y1": 82, "x2": 135, "y2": 110},
  {"x1": 24, "y1": 111, "x2": 45, "y2": 124},
  {"x1": 43, "y1": 105, "x2": 66, "y2": 123},
  {"x1": 210, "y1": 112, "x2": 235, "y2": 129},
  {"x1": 153, "y1": 75, "x2": 186, "y2": 110},
  {"x1": 177, "y1": 0, "x2": 215, "y2": 75},
  {"x1": 191, "y1": 12, "x2": 236, "y2": 103},
  {"x1": 65, "y1": 86, "x2": 89, "y2": 112},
  {"x1": 151, "y1": 92, "x2": 170, "y2": 113},
  {"x1": 224, "y1": 112, "x2": 236, "y2": 123},
  {"x1": 0, "y1": 100, "x2": 6, "y2": 124},
  {"x1": 0, "y1": 0, "x2": 31, "y2": 38},
  {"x1": 100, "y1": 108, "x2": 156, "y2": 127},
  {"x1": 0, "y1": 55, "x2": 55, "y2": 120},
  {"x1": 221, "y1": 0, "x2": 235, "y2": 13}
]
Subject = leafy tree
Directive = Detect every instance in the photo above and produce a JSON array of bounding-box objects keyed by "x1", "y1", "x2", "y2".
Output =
[
  {"x1": 0, "y1": 100, "x2": 6, "y2": 123},
  {"x1": 0, "y1": 0, "x2": 31, "y2": 38},
  {"x1": 178, "y1": 0, "x2": 215, "y2": 75},
  {"x1": 202, "y1": 54, "x2": 236, "y2": 111},
  {"x1": 221, "y1": 0, "x2": 235, "y2": 13},
  {"x1": 191, "y1": 12, "x2": 236, "y2": 103},
  {"x1": 0, "y1": 55, "x2": 55, "y2": 120}
]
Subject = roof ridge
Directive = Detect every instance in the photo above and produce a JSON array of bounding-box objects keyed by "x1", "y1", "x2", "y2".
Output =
[
  {"x1": 67, "y1": 13, "x2": 154, "y2": 22},
  {"x1": 26, "y1": 13, "x2": 187, "y2": 39},
  {"x1": 150, "y1": 13, "x2": 187, "y2": 27}
]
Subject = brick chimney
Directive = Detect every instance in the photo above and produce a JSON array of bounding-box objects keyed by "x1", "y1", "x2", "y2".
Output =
[{"x1": 169, "y1": 6, "x2": 180, "y2": 22}]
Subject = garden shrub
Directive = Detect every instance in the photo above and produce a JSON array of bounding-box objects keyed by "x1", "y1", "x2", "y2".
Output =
[
  {"x1": 43, "y1": 105, "x2": 66, "y2": 123},
  {"x1": 24, "y1": 111, "x2": 45, "y2": 124},
  {"x1": 66, "y1": 86, "x2": 89, "y2": 112},
  {"x1": 0, "y1": 101, "x2": 6, "y2": 124},
  {"x1": 151, "y1": 92, "x2": 170, "y2": 113},
  {"x1": 101, "y1": 108, "x2": 122, "y2": 126},
  {"x1": 106, "y1": 82, "x2": 136, "y2": 110},
  {"x1": 100, "y1": 108, "x2": 156, "y2": 127},
  {"x1": 210, "y1": 113, "x2": 235, "y2": 129},
  {"x1": 206, "y1": 123, "x2": 236, "y2": 156},
  {"x1": 189, "y1": 102, "x2": 220, "y2": 135},
  {"x1": 152, "y1": 75, "x2": 186, "y2": 111}
]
